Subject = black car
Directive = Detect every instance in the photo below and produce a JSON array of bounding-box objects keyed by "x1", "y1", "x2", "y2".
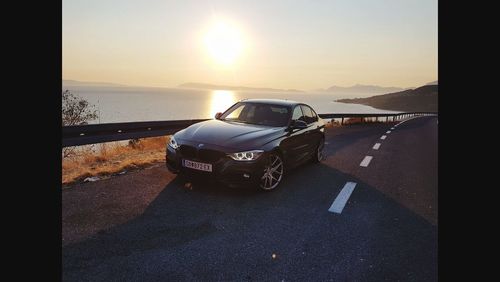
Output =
[{"x1": 166, "y1": 99, "x2": 325, "y2": 191}]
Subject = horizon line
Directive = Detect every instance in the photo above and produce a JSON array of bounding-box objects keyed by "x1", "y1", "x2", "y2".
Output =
[{"x1": 62, "y1": 78, "x2": 437, "y2": 91}]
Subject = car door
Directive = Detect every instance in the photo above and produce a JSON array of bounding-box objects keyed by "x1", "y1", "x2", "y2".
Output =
[
  {"x1": 280, "y1": 105, "x2": 310, "y2": 166},
  {"x1": 300, "y1": 104, "x2": 323, "y2": 157}
]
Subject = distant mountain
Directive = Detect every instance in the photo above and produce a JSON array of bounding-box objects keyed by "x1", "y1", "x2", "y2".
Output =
[
  {"x1": 63, "y1": 80, "x2": 128, "y2": 87},
  {"x1": 179, "y1": 82, "x2": 304, "y2": 93},
  {"x1": 336, "y1": 84, "x2": 438, "y2": 112},
  {"x1": 319, "y1": 84, "x2": 410, "y2": 98}
]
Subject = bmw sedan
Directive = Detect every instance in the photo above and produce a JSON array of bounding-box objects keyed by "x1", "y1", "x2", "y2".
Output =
[{"x1": 166, "y1": 99, "x2": 325, "y2": 191}]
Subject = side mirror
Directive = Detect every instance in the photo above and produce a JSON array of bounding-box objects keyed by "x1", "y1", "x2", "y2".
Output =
[
  {"x1": 215, "y1": 112, "x2": 223, "y2": 119},
  {"x1": 291, "y1": 120, "x2": 308, "y2": 129}
]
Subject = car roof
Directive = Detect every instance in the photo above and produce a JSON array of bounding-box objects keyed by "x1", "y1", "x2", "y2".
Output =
[{"x1": 238, "y1": 98, "x2": 303, "y2": 107}]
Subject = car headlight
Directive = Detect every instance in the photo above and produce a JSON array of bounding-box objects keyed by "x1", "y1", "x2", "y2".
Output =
[
  {"x1": 228, "y1": 150, "x2": 264, "y2": 161},
  {"x1": 168, "y1": 136, "x2": 179, "y2": 149}
]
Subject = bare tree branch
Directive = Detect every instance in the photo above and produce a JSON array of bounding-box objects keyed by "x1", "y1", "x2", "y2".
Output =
[{"x1": 62, "y1": 90, "x2": 99, "y2": 158}]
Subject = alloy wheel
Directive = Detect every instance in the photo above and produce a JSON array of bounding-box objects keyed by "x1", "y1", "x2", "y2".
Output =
[
  {"x1": 314, "y1": 139, "x2": 325, "y2": 163},
  {"x1": 260, "y1": 154, "x2": 284, "y2": 190}
]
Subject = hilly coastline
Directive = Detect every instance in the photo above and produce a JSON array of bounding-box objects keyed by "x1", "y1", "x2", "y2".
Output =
[
  {"x1": 337, "y1": 84, "x2": 438, "y2": 112},
  {"x1": 315, "y1": 84, "x2": 413, "y2": 98}
]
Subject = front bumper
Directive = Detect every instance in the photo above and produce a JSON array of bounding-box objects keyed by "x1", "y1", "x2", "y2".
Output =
[{"x1": 166, "y1": 145, "x2": 267, "y2": 188}]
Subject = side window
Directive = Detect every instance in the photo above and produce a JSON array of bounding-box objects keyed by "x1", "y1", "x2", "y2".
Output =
[
  {"x1": 291, "y1": 106, "x2": 305, "y2": 122},
  {"x1": 310, "y1": 107, "x2": 318, "y2": 122},
  {"x1": 300, "y1": 105, "x2": 317, "y2": 124}
]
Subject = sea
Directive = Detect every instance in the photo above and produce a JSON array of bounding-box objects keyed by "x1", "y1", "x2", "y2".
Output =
[{"x1": 62, "y1": 85, "x2": 399, "y2": 124}]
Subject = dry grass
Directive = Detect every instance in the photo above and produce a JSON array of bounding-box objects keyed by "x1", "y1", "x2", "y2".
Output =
[
  {"x1": 324, "y1": 120, "x2": 340, "y2": 128},
  {"x1": 344, "y1": 117, "x2": 369, "y2": 125},
  {"x1": 62, "y1": 136, "x2": 170, "y2": 186}
]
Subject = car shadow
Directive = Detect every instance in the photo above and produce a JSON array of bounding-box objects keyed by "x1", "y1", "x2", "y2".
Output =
[{"x1": 63, "y1": 161, "x2": 437, "y2": 282}]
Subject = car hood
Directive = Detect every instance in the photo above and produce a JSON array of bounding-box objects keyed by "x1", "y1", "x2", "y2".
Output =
[{"x1": 176, "y1": 119, "x2": 285, "y2": 150}]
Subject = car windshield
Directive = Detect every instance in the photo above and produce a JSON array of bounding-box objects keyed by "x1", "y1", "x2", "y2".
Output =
[{"x1": 220, "y1": 102, "x2": 291, "y2": 127}]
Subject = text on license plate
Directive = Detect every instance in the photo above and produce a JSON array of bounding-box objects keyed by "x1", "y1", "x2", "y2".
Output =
[{"x1": 183, "y1": 159, "x2": 212, "y2": 172}]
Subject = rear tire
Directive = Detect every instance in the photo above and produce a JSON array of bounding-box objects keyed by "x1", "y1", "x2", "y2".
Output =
[{"x1": 312, "y1": 138, "x2": 324, "y2": 163}]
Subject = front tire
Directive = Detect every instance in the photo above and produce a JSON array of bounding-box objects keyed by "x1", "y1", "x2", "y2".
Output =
[{"x1": 259, "y1": 153, "x2": 284, "y2": 191}]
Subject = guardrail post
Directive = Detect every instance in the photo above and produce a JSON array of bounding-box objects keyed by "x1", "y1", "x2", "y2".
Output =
[{"x1": 341, "y1": 117, "x2": 344, "y2": 125}]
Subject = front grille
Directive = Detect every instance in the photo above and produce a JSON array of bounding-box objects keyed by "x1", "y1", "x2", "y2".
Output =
[
  {"x1": 198, "y1": 149, "x2": 224, "y2": 162},
  {"x1": 179, "y1": 145, "x2": 197, "y2": 159},
  {"x1": 179, "y1": 145, "x2": 224, "y2": 163}
]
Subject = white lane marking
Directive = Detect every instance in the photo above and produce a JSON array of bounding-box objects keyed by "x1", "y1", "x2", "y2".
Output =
[
  {"x1": 386, "y1": 130, "x2": 391, "y2": 134},
  {"x1": 380, "y1": 135, "x2": 387, "y2": 140},
  {"x1": 373, "y1": 143, "x2": 381, "y2": 150},
  {"x1": 328, "y1": 182, "x2": 357, "y2": 214},
  {"x1": 391, "y1": 127, "x2": 395, "y2": 130},
  {"x1": 360, "y1": 156, "x2": 373, "y2": 167}
]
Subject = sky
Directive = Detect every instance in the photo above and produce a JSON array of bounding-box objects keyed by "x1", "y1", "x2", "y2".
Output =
[{"x1": 63, "y1": 0, "x2": 437, "y2": 90}]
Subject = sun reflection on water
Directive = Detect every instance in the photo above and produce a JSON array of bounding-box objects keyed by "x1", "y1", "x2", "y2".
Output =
[{"x1": 209, "y1": 90, "x2": 237, "y2": 118}]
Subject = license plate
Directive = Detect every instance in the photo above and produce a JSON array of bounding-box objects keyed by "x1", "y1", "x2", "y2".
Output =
[{"x1": 183, "y1": 159, "x2": 212, "y2": 172}]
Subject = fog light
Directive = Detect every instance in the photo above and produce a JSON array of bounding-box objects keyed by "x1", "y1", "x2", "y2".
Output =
[{"x1": 243, "y1": 173, "x2": 250, "y2": 178}]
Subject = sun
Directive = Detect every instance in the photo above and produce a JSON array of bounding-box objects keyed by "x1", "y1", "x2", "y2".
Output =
[{"x1": 203, "y1": 21, "x2": 244, "y2": 66}]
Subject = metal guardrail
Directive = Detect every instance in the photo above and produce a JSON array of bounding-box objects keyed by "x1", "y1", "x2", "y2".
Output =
[
  {"x1": 318, "y1": 112, "x2": 437, "y2": 125},
  {"x1": 62, "y1": 112, "x2": 437, "y2": 147},
  {"x1": 62, "y1": 119, "x2": 209, "y2": 147}
]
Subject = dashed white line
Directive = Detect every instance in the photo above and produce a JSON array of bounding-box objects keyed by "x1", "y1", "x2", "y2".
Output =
[
  {"x1": 380, "y1": 135, "x2": 387, "y2": 140},
  {"x1": 360, "y1": 156, "x2": 373, "y2": 167},
  {"x1": 386, "y1": 130, "x2": 391, "y2": 134},
  {"x1": 391, "y1": 127, "x2": 395, "y2": 130},
  {"x1": 328, "y1": 182, "x2": 357, "y2": 214},
  {"x1": 373, "y1": 143, "x2": 381, "y2": 150}
]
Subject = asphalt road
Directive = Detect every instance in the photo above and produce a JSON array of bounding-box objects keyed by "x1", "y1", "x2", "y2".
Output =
[{"x1": 62, "y1": 116, "x2": 438, "y2": 282}]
